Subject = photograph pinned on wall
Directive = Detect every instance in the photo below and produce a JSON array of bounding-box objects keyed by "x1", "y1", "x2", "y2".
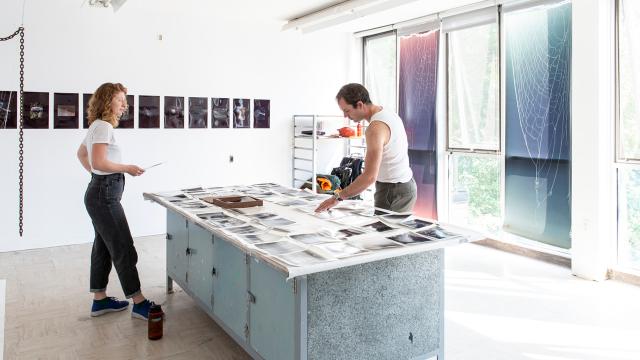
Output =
[
  {"x1": 238, "y1": 232, "x2": 286, "y2": 245},
  {"x1": 253, "y1": 99, "x2": 270, "y2": 128},
  {"x1": 276, "y1": 250, "x2": 329, "y2": 266},
  {"x1": 289, "y1": 233, "x2": 341, "y2": 245},
  {"x1": 164, "y1": 96, "x2": 185, "y2": 128},
  {"x1": 118, "y1": 94, "x2": 134, "y2": 128},
  {"x1": 188, "y1": 97, "x2": 207, "y2": 128},
  {"x1": 82, "y1": 93, "x2": 92, "y2": 129},
  {"x1": 53, "y1": 93, "x2": 78, "y2": 129},
  {"x1": 23, "y1": 92, "x2": 49, "y2": 129},
  {"x1": 398, "y1": 218, "x2": 435, "y2": 230},
  {"x1": 386, "y1": 232, "x2": 433, "y2": 245},
  {"x1": 211, "y1": 98, "x2": 230, "y2": 128},
  {"x1": 0, "y1": 91, "x2": 17, "y2": 129},
  {"x1": 255, "y1": 240, "x2": 305, "y2": 256},
  {"x1": 139, "y1": 95, "x2": 160, "y2": 128},
  {"x1": 232, "y1": 98, "x2": 250, "y2": 128},
  {"x1": 347, "y1": 236, "x2": 405, "y2": 251}
]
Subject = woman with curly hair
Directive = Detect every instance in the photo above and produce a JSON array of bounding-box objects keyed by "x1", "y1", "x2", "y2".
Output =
[{"x1": 77, "y1": 82, "x2": 156, "y2": 320}]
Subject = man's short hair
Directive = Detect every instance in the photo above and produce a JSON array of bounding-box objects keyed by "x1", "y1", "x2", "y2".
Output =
[{"x1": 336, "y1": 83, "x2": 372, "y2": 107}]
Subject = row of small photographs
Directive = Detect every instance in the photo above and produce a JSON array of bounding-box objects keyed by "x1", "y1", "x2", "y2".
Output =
[{"x1": 0, "y1": 91, "x2": 270, "y2": 129}]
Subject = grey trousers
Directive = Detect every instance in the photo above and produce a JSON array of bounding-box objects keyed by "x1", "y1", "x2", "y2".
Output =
[{"x1": 374, "y1": 178, "x2": 418, "y2": 213}]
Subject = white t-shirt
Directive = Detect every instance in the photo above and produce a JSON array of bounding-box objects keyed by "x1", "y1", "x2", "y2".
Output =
[
  {"x1": 83, "y1": 120, "x2": 122, "y2": 175},
  {"x1": 369, "y1": 108, "x2": 413, "y2": 183}
]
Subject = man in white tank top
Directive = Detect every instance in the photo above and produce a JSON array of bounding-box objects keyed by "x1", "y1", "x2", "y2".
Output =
[{"x1": 316, "y1": 83, "x2": 417, "y2": 213}]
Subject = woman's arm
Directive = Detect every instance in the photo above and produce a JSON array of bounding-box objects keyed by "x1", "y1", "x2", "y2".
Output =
[
  {"x1": 77, "y1": 144, "x2": 92, "y2": 173},
  {"x1": 91, "y1": 143, "x2": 145, "y2": 176}
]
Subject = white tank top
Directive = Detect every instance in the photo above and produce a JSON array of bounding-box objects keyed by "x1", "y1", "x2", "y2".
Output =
[
  {"x1": 83, "y1": 120, "x2": 122, "y2": 175},
  {"x1": 369, "y1": 108, "x2": 413, "y2": 183}
]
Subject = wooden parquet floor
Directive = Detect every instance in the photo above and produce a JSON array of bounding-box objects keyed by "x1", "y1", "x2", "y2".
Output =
[{"x1": 0, "y1": 235, "x2": 250, "y2": 360}]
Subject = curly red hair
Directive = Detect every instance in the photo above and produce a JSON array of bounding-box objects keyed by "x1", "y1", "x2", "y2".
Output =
[{"x1": 87, "y1": 82, "x2": 128, "y2": 127}]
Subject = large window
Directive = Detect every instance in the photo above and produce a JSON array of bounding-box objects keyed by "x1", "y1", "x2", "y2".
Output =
[
  {"x1": 444, "y1": 9, "x2": 501, "y2": 233},
  {"x1": 361, "y1": 1, "x2": 572, "y2": 249},
  {"x1": 364, "y1": 31, "x2": 397, "y2": 113},
  {"x1": 617, "y1": 0, "x2": 640, "y2": 269},
  {"x1": 503, "y1": 1, "x2": 572, "y2": 249}
]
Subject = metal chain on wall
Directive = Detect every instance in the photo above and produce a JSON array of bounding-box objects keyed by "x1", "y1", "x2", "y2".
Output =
[{"x1": 1, "y1": 27, "x2": 26, "y2": 236}]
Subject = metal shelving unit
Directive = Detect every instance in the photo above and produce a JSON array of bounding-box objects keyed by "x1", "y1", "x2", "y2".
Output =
[{"x1": 292, "y1": 115, "x2": 366, "y2": 192}]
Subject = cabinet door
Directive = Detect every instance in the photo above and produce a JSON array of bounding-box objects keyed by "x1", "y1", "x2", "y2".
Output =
[
  {"x1": 166, "y1": 211, "x2": 188, "y2": 285},
  {"x1": 249, "y1": 258, "x2": 296, "y2": 360},
  {"x1": 187, "y1": 222, "x2": 214, "y2": 312},
  {"x1": 212, "y1": 237, "x2": 248, "y2": 339}
]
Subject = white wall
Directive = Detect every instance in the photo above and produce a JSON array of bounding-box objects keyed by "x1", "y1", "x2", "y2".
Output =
[{"x1": 0, "y1": 0, "x2": 353, "y2": 251}]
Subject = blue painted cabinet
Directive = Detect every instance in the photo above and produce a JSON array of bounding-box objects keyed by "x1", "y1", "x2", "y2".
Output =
[
  {"x1": 248, "y1": 257, "x2": 296, "y2": 360},
  {"x1": 187, "y1": 222, "x2": 215, "y2": 312},
  {"x1": 212, "y1": 235, "x2": 248, "y2": 340},
  {"x1": 166, "y1": 211, "x2": 188, "y2": 285}
]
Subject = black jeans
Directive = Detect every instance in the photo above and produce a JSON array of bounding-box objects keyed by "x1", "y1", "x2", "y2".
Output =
[{"x1": 84, "y1": 173, "x2": 141, "y2": 298}]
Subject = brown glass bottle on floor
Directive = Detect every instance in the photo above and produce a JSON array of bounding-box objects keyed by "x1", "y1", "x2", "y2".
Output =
[{"x1": 148, "y1": 304, "x2": 163, "y2": 340}]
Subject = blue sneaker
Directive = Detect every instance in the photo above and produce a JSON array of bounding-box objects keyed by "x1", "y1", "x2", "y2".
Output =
[
  {"x1": 91, "y1": 297, "x2": 129, "y2": 317},
  {"x1": 132, "y1": 299, "x2": 155, "y2": 320}
]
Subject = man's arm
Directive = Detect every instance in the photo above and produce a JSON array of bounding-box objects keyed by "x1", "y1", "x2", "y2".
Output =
[{"x1": 315, "y1": 121, "x2": 389, "y2": 212}]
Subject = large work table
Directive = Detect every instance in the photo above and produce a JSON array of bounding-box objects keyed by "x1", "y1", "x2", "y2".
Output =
[{"x1": 144, "y1": 184, "x2": 479, "y2": 360}]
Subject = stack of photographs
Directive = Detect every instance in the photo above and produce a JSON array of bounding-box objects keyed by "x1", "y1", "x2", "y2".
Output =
[
  {"x1": 361, "y1": 220, "x2": 396, "y2": 233},
  {"x1": 207, "y1": 216, "x2": 245, "y2": 228}
]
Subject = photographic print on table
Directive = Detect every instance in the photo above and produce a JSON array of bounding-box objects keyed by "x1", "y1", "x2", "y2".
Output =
[
  {"x1": 362, "y1": 220, "x2": 395, "y2": 233},
  {"x1": 23, "y1": 92, "x2": 49, "y2": 129},
  {"x1": 290, "y1": 233, "x2": 339, "y2": 245},
  {"x1": 414, "y1": 226, "x2": 463, "y2": 241},
  {"x1": 399, "y1": 218, "x2": 434, "y2": 230},
  {"x1": 53, "y1": 93, "x2": 78, "y2": 129},
  {"x1": 316, "y1": 242, "x2": 366, "y2": 258},
  {"x1": 347, "y1": 237, "x2": 404, "y2": 250},
  {"x1": 386, "y1": 232, "x2": 433, "y2": 245},
  {"x1": 0, "y1": 91, "x2": 17, "y2": 129},
  {"x1": 277, "y1": 250, "x2": 327, "y2": 266},
  {"x1": 164, "y1": 96, "x2": 185, "y2": 129},
  {"x1": 139, "y1": 95, "x2": 160, "y2": 128},
  {"x1": 82, "y1": 93, "x2": 92, "y2": 128},
  {"x1": 239, "y1": 232, "x2": 285, "y2": 244},
  {"x1": 211, "y1": 98, "x2": 229, "y2": 128},
  {"x1": 189, "y1": 97, "x2": 207, "y2": 128},
  {"x1": 233, "y1": 98, "x2": 250, "y2": 128},
  {"x1": 256, "y1": 241, "x2": 304, "y2": 256},
  {"x1": 118, "y1": 94, "x2": 134, "y2": 128},
  {"x1": 253, "y1": 99, "x2": 270, "y2": 128}
]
